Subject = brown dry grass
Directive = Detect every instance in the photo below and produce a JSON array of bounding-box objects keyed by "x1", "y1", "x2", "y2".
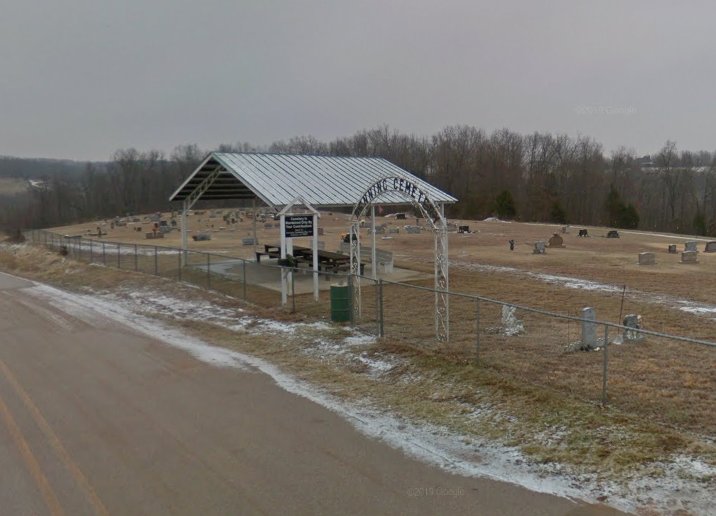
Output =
[{"x1": 39, "y1": 213, "x2": 716, "y2": 438}]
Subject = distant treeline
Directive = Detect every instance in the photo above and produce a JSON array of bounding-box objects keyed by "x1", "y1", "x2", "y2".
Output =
[
  {"x1": 0, "y1": 156, "x2": 90, "y2": 180},
  {"x1": 2, "y1": 126, "x2": 716, "y2": 235}
]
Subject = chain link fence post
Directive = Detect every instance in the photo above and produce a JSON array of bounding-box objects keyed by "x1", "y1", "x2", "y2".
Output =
[
  {"x1": 378, "y1": 279, "x2": 384, "y2": 337},
  {"x1": 475, "y1": 298, "x2": 481, "y2": 364},
  {"x1": 116, "y1": 243, "x2": 121, "y2": 269},
  {"x1": 178, "y1": 250, "x2": 182, "y2": 281},
  {"x1": 242, "y1": 260, "x2": 247, "y2": 300},
  {"x1": 206, "y1": 254, "x2": 211, "y2": 289},
  {"x1": 602, "y1": 324, "x2": 609, "y2": 406},
  {"x1": 291, "y1": 269, "x2": 296, "y2": 313},
  {"x1": 348, "y1": 273, "x2": 354, "y2": 325},
  {"x1": 154, "y1": 246, "x2": 158, "y2": 275},
  {"x1": 134, "y1": 244, "x2": 138, "y2": 272},
  {"x1": 102, "y1": 242, "x2": 106, "y2": 265}
]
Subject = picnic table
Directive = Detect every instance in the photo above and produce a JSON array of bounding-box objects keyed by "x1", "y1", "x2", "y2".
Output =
[{"x1": 256, "y1": 244, "x2": 360, "y2": 273}]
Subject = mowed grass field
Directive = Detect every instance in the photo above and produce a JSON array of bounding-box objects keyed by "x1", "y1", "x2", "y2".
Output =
[
  {"x1": 51, "y1": 211, "x2": 716, "y2": 435},
  {"x1": 0, "y1": 177, "x2": 28, "y2": 195}
]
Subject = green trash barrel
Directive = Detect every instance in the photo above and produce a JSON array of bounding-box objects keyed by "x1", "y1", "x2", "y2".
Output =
[{"x1": 330, "y1": 285, "x2": 351, "y2": 322}]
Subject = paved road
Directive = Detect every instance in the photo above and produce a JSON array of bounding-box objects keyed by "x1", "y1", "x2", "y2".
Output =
[{"x1": 0, "y1": 272, "x2": 620, "y2": 515}]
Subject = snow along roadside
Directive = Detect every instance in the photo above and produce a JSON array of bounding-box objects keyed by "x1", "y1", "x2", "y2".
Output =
[{"x1": 22, "y1": 278, "x2": 716, "y2": 515}]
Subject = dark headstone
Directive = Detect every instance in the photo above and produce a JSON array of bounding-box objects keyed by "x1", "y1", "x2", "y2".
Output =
[{"x1": 548, "y1": 233, "x2": 564, "y2": 247}]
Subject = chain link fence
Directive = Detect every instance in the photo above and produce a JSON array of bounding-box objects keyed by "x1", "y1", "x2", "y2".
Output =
[{"x1": 23, "y1": 229, "x2": 716, "y2": 432}]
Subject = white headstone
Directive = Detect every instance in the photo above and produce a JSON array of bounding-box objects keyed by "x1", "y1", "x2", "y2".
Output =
[
  {"x1": 638, "y1": 252, "x2": 655, "y2": 265},
  {"x1": 533, "y1": 241, "x2": 546, "y2": 254},
  {"x1": 622, "y1": 314, "x2": 643, "y2": 341},
  {"x1": 501, "y1": 305, "x2": 524, "y2": 336},
  {"x1": 581, "y1": 307, "x2": 597, "y2": 350}
]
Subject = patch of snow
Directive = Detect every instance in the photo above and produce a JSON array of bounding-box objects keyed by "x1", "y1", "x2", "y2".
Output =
[
  {"x1": 357, "y1": 352, "x2": 397, "y2": 376},
  {"x1": 60, "y1": 241, "x2": 181, "y2": 256},
  {"x1": 678, "y1": 306, "x2": 716, "y2": 316},
  {"x1": 344, "y1": 334, "x2": 377, "y2": 346}
]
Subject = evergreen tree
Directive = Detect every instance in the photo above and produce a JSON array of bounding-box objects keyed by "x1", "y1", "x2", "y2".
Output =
[{"x1": 494, "y1": 190, "x2": 516, "y2": 219}]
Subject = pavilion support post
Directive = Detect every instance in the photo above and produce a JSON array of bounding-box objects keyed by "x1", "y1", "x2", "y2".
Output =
[
  {"x1": 181, "y1": 200, "x2": 188, "y2": 267},
  {"x1": 312, "y1": 213, "x2": 319, "y2": 301},
  {"x1": 286, "y1": 235, "x2": 293, "y2": 305},
  {"x1": 371, "y1": 205, "x2": 377, "y2": 280},
  {"x1": 280, "y1": 214, "x2": 287, "y2": 305},
  {"x1": 252, "y1": 197, "x2": 258, "y2": 255}
]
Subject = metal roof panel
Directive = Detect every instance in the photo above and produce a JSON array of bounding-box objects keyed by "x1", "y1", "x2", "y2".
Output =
[{"x1": 170, "y1": 152, "x2": 457, "y2": 209}]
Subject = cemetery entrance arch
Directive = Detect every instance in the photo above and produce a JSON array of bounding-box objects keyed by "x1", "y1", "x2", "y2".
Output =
[{"x1": 351, "y1": 176, "x2": 449, "y2": 342}]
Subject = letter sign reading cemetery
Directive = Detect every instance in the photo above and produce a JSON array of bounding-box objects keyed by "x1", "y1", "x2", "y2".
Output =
[
  {"x1": 354, "y1": 176, "x2": 440, "y2": 223},
  {"x1": 284, "y1": 215, "x2": 314, "y2": 237}
]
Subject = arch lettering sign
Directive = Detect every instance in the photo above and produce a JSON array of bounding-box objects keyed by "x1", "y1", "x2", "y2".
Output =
[{"x1": 353, "y1": 176, "x2": 441, "y2": 224}]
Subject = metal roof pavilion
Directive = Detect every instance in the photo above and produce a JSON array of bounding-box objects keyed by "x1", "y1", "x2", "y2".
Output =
[{"x1": 169, "y1": 152, "x2": 457, "y2": 209}]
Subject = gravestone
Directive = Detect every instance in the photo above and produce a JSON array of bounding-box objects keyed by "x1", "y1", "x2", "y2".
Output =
[
  {"x1": 581, "y1": 307, "x2": 597, "y2": 350},
  {"x1": 458, "y1": 225, "x2": 470, "y2": 234},
  {"x1": 607, "y1": 230, "x2": 620, "y2": 238},
  {"x1": 684, "y1": 241, "x2": 698, "y2": 252},
  {"x1": 533, "y1": 241, "x2": 546, "y2": 254},
  {"x1": 388, "y1": 227, "x2": 400, "y2": 234},
  {"x1": 681, "y1": 250, "x2": 698, "y2": 263},
  {"x1": 561, "y1": 225, "x2": 569, "y2": 234},
  {"x1": 578, "y1": 229, "x2": 589, "y2": 237},
  {"x1": 548, "y1": 233, "x2": 564, "y2": 248},
  {"x1": 705, "y1": 241, "x2": 716, "y2": 253},
  {"x1": 638, "y1": 252, "x2": 655, "y2": 265},
  {"x1": 318, "y1": 227, "x2": 325, "y2": 236},
  {"x1": 623, "y1": 314, "x2": 643, "y2": 341},
  {"x1": 668, "y1": 244, "x2": 677, "y2": 254},
  {"x1": 501, "y1": 306, "x2": 524, "y2": 336},
  {"x1": 264, "y1": 223, "x2": 273, "y2": 229},
  {"x1": 242, "y1": 237, "x2": 257, "y2": 245},
  {"x1": 405, "y1": 226, "x2": 421, "y2": 234},
  {"x1": 192, "y1": 233, "x2": 211, "y2": 242}
]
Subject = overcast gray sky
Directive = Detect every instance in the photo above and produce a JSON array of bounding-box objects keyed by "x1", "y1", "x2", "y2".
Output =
[{"x1": 1, "y1": 0, "x2": 714, "y2": 161}]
